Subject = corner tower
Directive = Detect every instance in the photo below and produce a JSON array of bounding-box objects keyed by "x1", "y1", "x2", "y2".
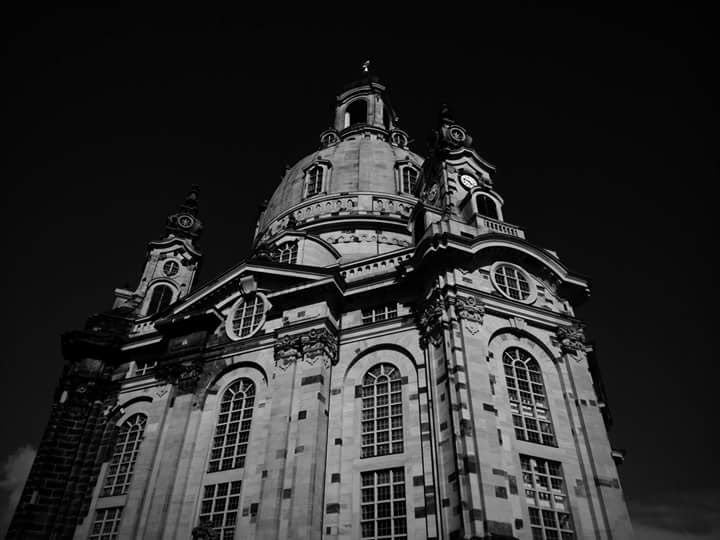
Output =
[{"x1": 113, "y1": 186, "x2": 203, "y2": 319}]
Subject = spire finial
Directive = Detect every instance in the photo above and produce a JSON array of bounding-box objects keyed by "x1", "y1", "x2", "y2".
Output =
[{"x1": 362, "y1": 59, "x2": 371, "y2": 74}]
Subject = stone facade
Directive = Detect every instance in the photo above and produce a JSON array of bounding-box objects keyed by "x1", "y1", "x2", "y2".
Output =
[{"x1": 8, "y1": 74, "x2": 633, "y2": 539}]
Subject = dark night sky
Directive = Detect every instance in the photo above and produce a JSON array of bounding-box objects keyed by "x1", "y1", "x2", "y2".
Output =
[{"x1": 2, "y1": 6, "x2": 718, "y2": 538}]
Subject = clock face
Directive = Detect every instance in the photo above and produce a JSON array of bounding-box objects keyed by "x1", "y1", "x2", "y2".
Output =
[
  {"x1": 177, "y1": 214, "x2": 194, "y2": 228},
  {"x1": 459, "y1": 174, "x2": 479, "y2": 190},
  {"x1": 163, "y1": 260, "x2": 179, "y2": 277}
]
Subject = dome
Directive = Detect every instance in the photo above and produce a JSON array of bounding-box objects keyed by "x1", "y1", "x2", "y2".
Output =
[{"x1": 257, "y1": 137, "x2": 423, "y2": 234}]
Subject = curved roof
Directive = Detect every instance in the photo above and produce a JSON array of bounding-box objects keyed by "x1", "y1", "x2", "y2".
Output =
[{"x1": 258, "y1": 137, "x2": 423, "y2": 233}]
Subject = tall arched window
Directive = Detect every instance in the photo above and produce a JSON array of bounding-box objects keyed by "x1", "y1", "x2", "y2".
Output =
[
  {"x1": 503, "y1": 348, "x2": 556, "y2": 446},
  {"x1": 305, "y1": 165, "x2": 324, "y2": 198},
  {"x1": 101, "y1": 414, "x2": 147, "y2": 497},
  {"x1": 345, "y1": 99, "x2": 367, "y2": 127},
  {"x1": 361, "y1": 364, "x2": 403, "y2": 458},
  {"x1": 147, "y1": 284, "x2": 174, "y2": 315},
  {"x1": 208, "y1": 379, "x2": 256, "y2": 473},
  {"x1": 475, "y1": 193, "x2": 499, "y2": 220}
]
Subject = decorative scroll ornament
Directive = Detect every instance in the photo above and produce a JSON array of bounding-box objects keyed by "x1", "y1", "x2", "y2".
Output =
[
  {"x1": 274, "y1": 328, "x2": 338, "y2": 370},
  {"x1": 555, "y1": 324, "x2": 587, "y2": 355},
  {"x1": 155, "y1": 358, "x2": 204, "y2": 394},
  {"x1": 417, "y1": 292, "x2": 446, "y2": 347}
]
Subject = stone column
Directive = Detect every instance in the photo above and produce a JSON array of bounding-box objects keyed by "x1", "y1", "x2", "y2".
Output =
[{"x1": 256, "y1": 326, "x2": 336, "y2": 540}]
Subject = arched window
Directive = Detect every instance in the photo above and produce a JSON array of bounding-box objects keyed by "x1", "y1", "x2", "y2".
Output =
[
  {"x1": 305, "y1": 165, "x2": 324, "y2": 198},
  {"x1": 147, "y1": 284, "x2": 174, "y2": 315},
  {"x1": 400, "y1": 167, "x2": 418, "y2": 194},
  {"x1": 361, "y1": 364, "x2": 403, "y2": 458},
  {"x1": 225, "y1": 293, "x2": 267, "y2": 341},
  {"x1": 475, "y1": 193, "x2": 499, "y2": 220},
  {"x1": 277, "y1": 242, "x2": 298, "y2": 264},
  {"x1": 101, "y1": 414, "x2": 147, "y2": 497},
  {"x1": 208, "y1": 379, "x2": 256, "y2": 473},
  {"x1": 345, "y1": 99, "x2": 367, "y2": 128},
  {"x1": 503, "y1": 348, "x2": 556, "y2": 446}
]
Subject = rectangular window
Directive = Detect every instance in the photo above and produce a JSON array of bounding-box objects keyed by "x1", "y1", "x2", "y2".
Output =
[
  {"x1": 199, "y1": 481, "x2": 242, "y2": 540},
  {"x1": 401, "y1": 167, "x2": 418, "y2": 194},
  {"x1": 134, "y1": 360, "x2": 157, "y2": 376},
  {"x1": 521, "y1": 456, "x2": 575, "y2": 539},
  {"x1": 360, "y1": 468, "x2": 407, "y2": 539},
  {"x1": 88, "y1": 507, "x2": 123, "y2": 540},
  {"x1": 361, "y1": 304, "x2": 398, "y2": 325}
]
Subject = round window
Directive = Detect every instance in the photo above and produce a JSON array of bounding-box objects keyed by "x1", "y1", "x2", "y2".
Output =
[
  {"x1": 225, "y1": 293, "x2": 269, "y2": 341},
  {"x1": 163, "y1": 260, "x2": 180, "y2": 277},
  {"x1": 491, "y1": 263, "x2": 536, "y2": 303}
]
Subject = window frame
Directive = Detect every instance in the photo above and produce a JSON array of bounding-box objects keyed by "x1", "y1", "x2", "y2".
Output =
[
  {"x1": 277, "y1": 241, "x2": 299, "y2": 264},
  {"x1": 361, "y1": 303, "x2": 399, "y2": 325},
  {"x1": 474, "y1": 192, "x2": 500, "y2": 220},
  {"x1": 520, "y1": 455, "x2": 575, "y2": 540},
  {"x1": 399, "y1": 166, "x2": 419, "y2": 195},
  {"x1": 224, "y1": 293, "x2": 270, "y2": 341},
  {"x1": 207, "y1": 378, "x2": 256, "y2": 473},
  {"x1": 198, "y1": 480, "x2": 243, "y2": 540},
  {"x1": 359, "y1": 467, "x2": 408, "y2": 539},
  {"x1": 88, "y1": 506, "x2": 123, "y2": 540},
  {"x1": 360, "y1": 363, "x2": 405, "y2": 459},
  {"x1": 490, "y1": 262, "x2": 537, "y2": 304},
  {"x1": 101, "y1": 413, "x2": 147, "y2": 497},
  {"x1": 145, "y1": 282, "x2": 176, "y2": 316},
  {"x1": 503, "y1": 347, "x2": 557, "y2": 447},
  {"x1": 304, "y1": 164, "x2": 325, "y2": 198}
]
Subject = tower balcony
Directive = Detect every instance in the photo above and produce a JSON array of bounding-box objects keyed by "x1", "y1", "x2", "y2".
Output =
[{"x1": 474, "y1": 215, "x2": 526, "y2": 239}]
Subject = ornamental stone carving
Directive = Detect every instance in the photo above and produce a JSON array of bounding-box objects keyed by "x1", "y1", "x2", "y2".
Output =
[
  {"x1": 274, "y1": 328, "x2": 338, "y2": 370},
  {"x1": 454, "y1": 294, "x2": 484, "y2": 335},
  {"x1": 555, "y1": 324, "x2": 587, "y2": 355},
  {"x1": 455, "y1": 295, "x2": 484, "y2": 323},
  {"x1": 417, "y1": 293, "x2": 446, "y2": 347},
  {"x1": 155, "y1": 358, "x2": 205, "y2": 394}
]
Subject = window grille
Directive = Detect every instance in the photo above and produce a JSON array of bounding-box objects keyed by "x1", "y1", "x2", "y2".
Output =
[
  {"x1": 101, "y1": 414, "x2": 146, "y2": 497},
  {"x1": 361, "y1": 364, "x2": 403, "y2": 458},
  {"x1": 504, "y1": 348, "x2": 556, "y2": 446},
  {"x1": 360, "y1": 468, "x2": 407, "y2": 539},
  {"x1": 277, "y1": 242, "x2": 298, "y2": 264},
  {"x1": 361, "y1": 304, "x2": 398, "y2": 325},
  {"x1": 208, "y1": 379, "x2": 255, "y2": 473},
  {"x1": 88, "y1": 507, "x2": 123, "y2": 540},
  {"x1": 494, "y1": 264, "x2": 532, "y2": 301},
  {"x1": 521, "y1": 455, "x2": 575, "y2": 539},
  {"x1": 134, "y1": 360, "x2": 157, "y2": 377},
  {"x1": 305, "y1": 166, "x2": 324, "y2": 197},
  {"x1": 229, "y1": 295, "x2": 265, "y2": 339},
  {"x1": 198, "y1": 481, "x2": 242, "y2": 540}
]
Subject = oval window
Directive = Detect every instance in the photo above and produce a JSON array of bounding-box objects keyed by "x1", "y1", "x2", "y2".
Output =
[
  {"x1": 225, "y1": 293, "x2": 269, "y2": 341},
  {"x1": 491, "y1": 263, "x2": 536, "y2": 303}
]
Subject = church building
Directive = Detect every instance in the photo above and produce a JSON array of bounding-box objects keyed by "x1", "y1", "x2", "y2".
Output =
[{"x1": 8, "y1": 72, "x2": 634, "y2": 539}]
